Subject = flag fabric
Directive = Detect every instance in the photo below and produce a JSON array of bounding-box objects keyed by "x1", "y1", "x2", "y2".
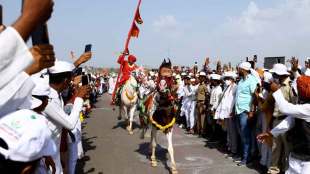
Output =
[
  {"x1": 130, "y1": 22, "x2": 140, "y2": 38},
  {"x1": 135, "y1": 9, "x2": 143, "y2": 24}
]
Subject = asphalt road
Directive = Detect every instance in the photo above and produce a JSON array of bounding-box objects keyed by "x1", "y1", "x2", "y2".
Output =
[{"x1": 76, "y1": 94, "x2": 259, "y2": 174}]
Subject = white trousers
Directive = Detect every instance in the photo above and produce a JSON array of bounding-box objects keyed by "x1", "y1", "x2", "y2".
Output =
[
  {"x1": 185, "y1": 101, "x2": 196, "y2": 129},
  {"x1": 286, "y1": 155, "x2": 310, "y2": 174}
]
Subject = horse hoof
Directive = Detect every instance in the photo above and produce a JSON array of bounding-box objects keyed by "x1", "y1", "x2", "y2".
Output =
[
  {"x1": 171, "y1": 169, "x2": 178, "y2": 174},
  {"x1": 129, "y1": 131, "x2": 134, "y2": 135},
  {"x1": 126, "y1": 126, "x2": 131, "y2": 131},
  {"x1": 151, "y1": 160, "x2": 157, "y2": 167}
]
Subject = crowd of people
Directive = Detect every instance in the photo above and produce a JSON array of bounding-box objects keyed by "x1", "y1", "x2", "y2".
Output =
[
  {"x1": 107, "y1": 56, "x2": 310, "y2": 174},
  {"x1": 0, "y1": 0, "x2": 108, "y2": 173}
]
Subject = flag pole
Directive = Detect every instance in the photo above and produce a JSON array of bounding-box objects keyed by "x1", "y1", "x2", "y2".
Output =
[{"x1": 112, "y1": 0, "x2": 142, "y2": 104}]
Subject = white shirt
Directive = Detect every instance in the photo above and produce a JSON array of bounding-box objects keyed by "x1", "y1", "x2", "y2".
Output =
[
  {"x1": 0, "y1": 27, "x2": 34, "y2": 116},
  {"x1": 190, "y1": 84, "x2": 199, "y2": 101},
  {"x1": 271, "y1": 89, "x2": 310, "y2": 137},
  {"x1": 215, "y1": 84, "x2": 237, "y2": 119},
  {"x1": 0, "y1": 72, "x2": 35, "y2": 116},
  {"x1": 0, "y1": 27, "x2": 33, "y2": 88},
  {"x1": 210, "y1": 85, "x2": 223, "y2": 111},
  {"x1": 43, "y1": 88, "x2": 84, "y2": 141},
  {"x1": 108, "y1": 77, "x2": 116, "y2": 94}
]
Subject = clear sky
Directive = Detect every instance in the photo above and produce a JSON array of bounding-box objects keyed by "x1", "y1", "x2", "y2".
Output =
[{"x1": 1, "y1": 0, "x2": 310, "y2": 68}]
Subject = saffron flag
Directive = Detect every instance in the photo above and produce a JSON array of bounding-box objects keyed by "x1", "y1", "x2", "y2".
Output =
[
  {"x1": 130, "y1": 22, "x2": 140, "y2": 38},
  {"x1": 135, "y1": 9, "x2": 143, "y2": 24}
]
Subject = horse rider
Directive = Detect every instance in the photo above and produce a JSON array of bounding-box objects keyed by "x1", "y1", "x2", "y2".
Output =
[{"x1": 112, "y1": 54, "x2": 138, "y2": 105}]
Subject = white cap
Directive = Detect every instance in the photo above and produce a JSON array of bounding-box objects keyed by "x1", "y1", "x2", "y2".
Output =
[
  {"x1": 30, "y1": 97, "x2": 43, "y2": 109},
  {"x1": 263, "y1": 71, "x2": 273, "y2": 83},
  {"x1": 199, "y1": 71, "x2": 206, "y2": 76},
  {"x1": 175, "y1": 74, "x2": 181, "y2": 79},
  {"x1": 181, "y1": 72, "x2": 187, "y2": 76},
  {"x1": 269, "y1": 64, "x2": 290, "y2": 75},
  {"x1": 48, "y1": 60, "x2": 75, "y2": 74},
  {"x1": 149, "y1": 71, "x2": 155, "y2": 76},
  {"x1": 0, "y1": 109, "x2": 56, "y2": 162},
  {"x1": 190, "y1": 78, "x2": 196, "y2": 82},
  {"x1": 210, "y1": 74, "x2": 221, "y2": 80},
  {"x1": 222, "y1": 71, "x2": 237, "y2": 79},
  {"x1": 31, "y1": 77, "x2": 50, "y2": 96},
  {"x1": 305, "y1": 69, "x2": 310, "y2": 76},
  {"x1": 239, "y1": 62, "x2": 251, "y2": 71},
  {"x1": 189, "y1": 72, "x2": 194, "y2": 77}
]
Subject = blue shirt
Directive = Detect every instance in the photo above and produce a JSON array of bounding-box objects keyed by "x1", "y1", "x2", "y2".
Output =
[{"x1": 235, "y1": 74, "x2": 259, "y2": 115}]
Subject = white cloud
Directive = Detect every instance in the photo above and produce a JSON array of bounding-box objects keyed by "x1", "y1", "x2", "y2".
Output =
[
  {"x1": 152, "y1": 15, "x2": 182, "y2": 38},
  {"x1": 212, "y1": 0, "x2": 310, "y2": 64}
]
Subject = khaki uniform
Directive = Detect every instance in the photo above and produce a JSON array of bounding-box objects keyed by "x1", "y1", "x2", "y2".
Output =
[{"x1": 196, "y1": 83, "x2": 208, "y2": 135}]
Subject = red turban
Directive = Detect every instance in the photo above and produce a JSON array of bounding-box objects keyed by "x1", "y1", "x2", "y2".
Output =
[
  {"x1": 297, "y1": 75, "x2": 310, "y2": 101},
  {"x1": 128, "y1": 55, "x2": 137, "y2": 63}
]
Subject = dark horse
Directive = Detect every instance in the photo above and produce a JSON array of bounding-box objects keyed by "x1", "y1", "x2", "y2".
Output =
[{"x1": 145, "y1": 59, "x2": 178, "y2": 174}]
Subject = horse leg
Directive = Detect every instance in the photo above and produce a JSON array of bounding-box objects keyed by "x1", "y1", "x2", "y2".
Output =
[
  {"x1": 128, "y1": 106, "x2": 135, "y2": 135},
  {"x1": 117, "y1": 105, "x2": 122, "y2": 120},
  {"x1": 150, "y1": 126, "x2": 158, "y2": 167},
  {"x1": 167, "y1": 129, "x2": 178, "y2": 174}
]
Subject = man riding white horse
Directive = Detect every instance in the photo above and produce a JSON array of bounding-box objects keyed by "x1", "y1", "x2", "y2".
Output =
[
  {"x1": 145, "y1": 59, "x2": 178, "y2": 174},
  {"x1": 114, "y1": 54, "x2": 139, "y2": 134}
]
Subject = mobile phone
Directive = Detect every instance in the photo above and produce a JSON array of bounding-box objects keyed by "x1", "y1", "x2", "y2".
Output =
[
  {"x1": 82, "y1": 75, "x2": 89, "y2": 86},
  {"x1": 84, "y1": 44, "x2": 92, "y2": 53},
  {"x1": 31, "y1": 24, "x2": 50, "y2": 45},
  {"x1": 73, "y1": 67, "x2": 83, "y2": 76},
  {"x1": 87, "y1": 74, "x2": 91, "y2": 82},
  {"x1": 0, "y1": 5, "x2": 3, "y2": 26}
]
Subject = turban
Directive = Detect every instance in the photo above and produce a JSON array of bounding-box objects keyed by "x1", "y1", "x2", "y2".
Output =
[
  {"x1": 297, "y1": 75, "x2": 310, "y2": 101},
  {"x1": 128, "y1": 55, "x2": 137, "y2": 63}
]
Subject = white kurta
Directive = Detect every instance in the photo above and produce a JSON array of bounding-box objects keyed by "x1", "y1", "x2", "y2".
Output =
[
  {"x1": 214, "y1": 84, "x2": 237, "y2": 120},
  {"x1": 108, "y1": 77, "x2": 116, "y2": 95},
  {"x1": 210, "y1": 85, "x2": 223, "y2": 112},
  {"x1": 0, "y1": 27, "x2": 33, "y2": 88},
  {"x1": 188, "y1": 85, "x2": 198, "y2": 129},
  {"x1": 270, "y1": 90, "x2": 310, "y2": 174},
  {"x1": 43, "y1": 88, "x2": 84, "y2": 174},
  {"x1": 0, "y1": 27, "x2": 34, "y2": 116}
]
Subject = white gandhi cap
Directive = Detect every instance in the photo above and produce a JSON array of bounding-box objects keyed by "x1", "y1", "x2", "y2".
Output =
[
  {"x1": 239, "y1": 62, "x2": 251, "y2": 71},
  {"x1": 0, "y1": 109, "x2": 56, "y2": 162},
  {"x1": 48, "y1": 60, "x2": 75, "y2": 74}
]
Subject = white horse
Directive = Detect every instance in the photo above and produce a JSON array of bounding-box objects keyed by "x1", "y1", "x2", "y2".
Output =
[{"x1": 120, "y1": 75, "x2": 138, "y2": 135}]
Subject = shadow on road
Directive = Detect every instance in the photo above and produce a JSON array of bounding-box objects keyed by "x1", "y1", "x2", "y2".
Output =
[
  {"x1": 135, "y1": 142, "x2": 171, "y2": 173},
  {"x1": 76, "y1": 123, "x2": 98, "y2": 174},
  {"x1": 112, "y1": 120, "x2": 141, "y2": 130}
]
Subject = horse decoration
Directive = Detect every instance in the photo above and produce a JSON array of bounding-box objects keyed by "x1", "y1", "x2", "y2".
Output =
[
  {"x1": 146, "y1": 59, "x2": 178, "y2": 174},
  {"x1": 137, "y1": 71, "x2": 158, "y2": 139},
  {"x1": 120, "y1": 74, "x2": 138, "y2": 135}
]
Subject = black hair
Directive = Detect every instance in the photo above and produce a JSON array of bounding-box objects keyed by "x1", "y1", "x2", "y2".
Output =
[{"x1": 49, "y1": 72, "x2": 72, "y2": 84}]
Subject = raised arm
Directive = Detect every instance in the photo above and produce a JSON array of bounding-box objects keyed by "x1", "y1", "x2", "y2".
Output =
[
  {"x1": 117, "y1": 54, "x2": 126, "y2": 65},
  {"x1": 273, "y1": 89, "x2": 310, "y2": 122},
  {"x1": 44, "y1": 97, "x2": 83, "y2": 130}
]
